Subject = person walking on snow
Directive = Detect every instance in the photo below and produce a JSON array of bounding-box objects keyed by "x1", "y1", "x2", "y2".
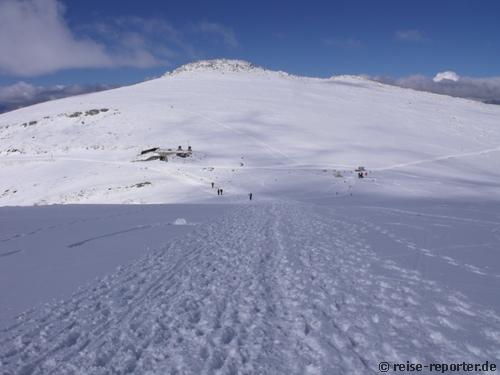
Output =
[
  {"x1": 217, "y1": 188, "x2": 220, "y2": 196},
  {"x1": 249, "y1": 193, "x2": 253, "y2": 201},
  {"x1": 220, "y1": 188, "x2": 223, "y2": 195},
  {"x1": 211, "y1": 182, "x2": 214, "y2": 188}
]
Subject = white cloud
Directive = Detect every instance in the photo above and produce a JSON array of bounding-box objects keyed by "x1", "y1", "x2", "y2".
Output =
[
  {"x1": 0, "y1": 81, "x2": 112, "y2": 112},
  {"x1": 368, "y1": 73, "x2": 500, "y2": 105},
  {"x1": 197, "y1": 22, "x2": 239, "y2": 47},
  {"x1": 0, "y1": 0, "x2": 113, "y2": 76},
  {"x1": 0, "y1": 0, "x2": 182, "y2": 77},
  {"x1": 433, "y1": 71, "x2": 460, "y2": 82},
  {"x1": 0, "y1": 1, "x2": 240, "y2": 77},
  {"x1": 395, "y1": 29, "x2": 425, "y2": 42},
  {"x1": 82, "y1": 16, "x2": 198, "y2": 63},
  {"x1": 0, "y1": 82, "x2": 38, "y2": 103}
]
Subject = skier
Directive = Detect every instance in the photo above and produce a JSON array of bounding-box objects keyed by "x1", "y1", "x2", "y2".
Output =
[
  {"x1": 217, "y1": 188, "x2": 220, "y2": 196},
  {"x1": 220, "y1": 188, "x2": 224, "y2": 195},
  {"x1": 249, "y1": 193, "x2": 253, "y2": 200},
  {"x1": 211, "y1": 182, "x2": 215, "y2": 188}
]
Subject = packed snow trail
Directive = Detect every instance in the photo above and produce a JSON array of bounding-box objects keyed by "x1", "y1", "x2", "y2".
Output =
[{"x1": 1, "y1": 203, "x2": 499, "y2": 374}]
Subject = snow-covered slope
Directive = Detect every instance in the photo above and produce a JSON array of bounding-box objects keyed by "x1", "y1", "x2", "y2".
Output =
[
  {"x1": 1, "y1": 202, "x2": 500, "y2": 374},
  {"x1": 1, "y1": 60, "x2": 500, "y2": 374},
  {"x1": 1, "y1": 59, "x2": 499, "y2": 205}
]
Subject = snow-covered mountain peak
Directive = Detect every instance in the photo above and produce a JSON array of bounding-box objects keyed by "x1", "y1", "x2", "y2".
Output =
[
  {"x1": 1, "y1": 58, "x2": 500, "y2": 206},
  {"x1": 167, "y1": 59, "x2": 264, "y2": 76}
]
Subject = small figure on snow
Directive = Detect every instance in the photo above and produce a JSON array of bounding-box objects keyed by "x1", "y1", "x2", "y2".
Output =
[
  {"x1": 249, "y1": 193, "x2": 253, "y2": 201},
  {"x1": 211, "y1": 182, "x2": 215, "y2": 188}
]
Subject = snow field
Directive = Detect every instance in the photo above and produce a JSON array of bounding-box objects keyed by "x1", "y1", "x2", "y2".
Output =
[
  {"x1": 1, "y1": 60, "x2": 499, "y2": 374},
  {"x1": 1, "y1": 202, "x2": 499, "y2": 374}
]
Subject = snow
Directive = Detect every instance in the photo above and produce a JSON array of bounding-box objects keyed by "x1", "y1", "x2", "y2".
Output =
[
  {"x1": 0, "y1": 204, "x2": 231, "y2": 329},
  {"x1": 0, "y1": 60, "x2": 499, "y2": 374},
  {"x1": 167, "y1": 59, "x2": 263, "y2": 75},
  {"x1": 1, "y1": 201, "x2": 499, "y2": 374},
  {"x1": 173, "y1": 217, "x2": 188, "y2": 225},
  {"x1": 2, "y1": 59, "x2": 499, "y2": 205}
]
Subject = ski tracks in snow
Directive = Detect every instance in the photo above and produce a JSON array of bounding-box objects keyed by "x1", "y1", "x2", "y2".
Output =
[
  {"x1": 374, "y1": 145, "x2": 500, "y2": 171},
  {"x1": 1, "y1": 203, "x2": 500, "y2": 374}
]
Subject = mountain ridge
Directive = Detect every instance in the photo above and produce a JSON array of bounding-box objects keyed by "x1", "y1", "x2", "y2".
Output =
[{"x1": 1, "y1": 60, "x2": 499, "y2": 206}]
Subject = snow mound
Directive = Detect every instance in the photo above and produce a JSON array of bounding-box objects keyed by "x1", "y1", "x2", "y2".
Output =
[
  {"x1": 330, "y1": 74, "x2": 370, "y2": 81},
  {"x1": 433, "y1": 71, "x2": 460, "y2": 82},
  {"x1": 167, "y1": 59, "x2": 263, "y2": 75},
  {"x1": 173, "y1": 217, "x2": 188, "y2": 225}
]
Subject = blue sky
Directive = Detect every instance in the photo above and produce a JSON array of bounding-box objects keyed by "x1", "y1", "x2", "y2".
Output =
[
  {"x1": 62, "y1": 0, "x2": 500, "y2": 80},
  {"x1": 0, "y1": 0, "x2": 500, "y2": 111},
  {"x1": 1, "y1": 0, "x2": 500, "y2": 85}
]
